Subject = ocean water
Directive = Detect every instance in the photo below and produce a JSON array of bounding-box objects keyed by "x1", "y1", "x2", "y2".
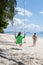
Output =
[
  {"x1": 4, "y1": 32, "x2": 43, "y2": 38},
  {"x1": 26, "y1": 32, "x2": 43, "y2": 38}
]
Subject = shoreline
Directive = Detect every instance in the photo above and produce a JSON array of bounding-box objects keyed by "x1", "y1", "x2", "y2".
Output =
[{"x1": 2, "y1": 32, "x2": 43, "y2": 38}]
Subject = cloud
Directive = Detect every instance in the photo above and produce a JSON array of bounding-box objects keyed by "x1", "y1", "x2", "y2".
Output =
[
  {"x1": 15, "y1": 7, "x2": 32, "y2": 17},
  {"x1": 4, "y1": 20, "x2": 43, "y2": 33},
  {"x1": 24, "y1": 24, "x2": 43, "y2": 32},
  {"x1": 13, "y1": 17, "x2": 28, "y2": 26},
  {"x1": 5, "y1": 17, "x2": 43, "y2": 33},
  {"x1": 7, "y1": 17, "x2": 28, "y2": 29},
  {"x1": 40, "y1": 11, "x2": 43, "y2": 14},
  {"x1": 4, "y1": 7, "x2": 43, "y2": 33}
]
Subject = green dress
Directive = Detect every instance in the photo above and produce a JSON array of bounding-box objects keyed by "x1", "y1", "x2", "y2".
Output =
[{"x1": 15, "y1": 35, "x2": 25, "y2": 44}]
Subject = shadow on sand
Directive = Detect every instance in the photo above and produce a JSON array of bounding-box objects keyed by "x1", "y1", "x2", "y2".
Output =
[
  {"x1": 0, "y1": 40, "x2": 17, "y2": 46},
  {"x1": 0, "y1": 54, "x2": 25, "y2": 65},
  {"x1": 10, "y1": 48, "x2": 22, "y2": 50},
  {"x1": 0, "y1": 48, "x2": 25, "y2": 65}
]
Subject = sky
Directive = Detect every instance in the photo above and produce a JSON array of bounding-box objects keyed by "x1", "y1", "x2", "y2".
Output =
[{"x1": 4, "y1": 0, "x2": 43, "y2": 33}]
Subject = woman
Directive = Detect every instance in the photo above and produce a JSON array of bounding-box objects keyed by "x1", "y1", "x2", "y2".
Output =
[
  {"x1": 15, "y1": 32, "x2": 25, "y2": 46},
  {"x1": 32, "y1": 33, "x2": 37, "y2": 46}
]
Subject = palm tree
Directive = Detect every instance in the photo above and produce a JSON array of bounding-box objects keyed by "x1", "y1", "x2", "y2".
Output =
[{"x1": 0, "y1": 0, "x2": 17, "y2": 33}]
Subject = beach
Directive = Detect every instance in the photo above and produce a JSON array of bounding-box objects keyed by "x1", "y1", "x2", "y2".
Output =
[{"x1": 0, "y1": 33, "x2": 43, "y2": 65}]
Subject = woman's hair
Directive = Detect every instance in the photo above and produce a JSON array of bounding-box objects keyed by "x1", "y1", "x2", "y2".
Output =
[
  {"x1": 34, "y1": 33, "x2": 36, "y2": 35},
  {"x1": 17, "y1": 32, "x2": 21, "y2": 36}
]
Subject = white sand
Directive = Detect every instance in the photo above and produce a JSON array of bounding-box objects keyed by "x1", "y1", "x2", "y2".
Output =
[{"x1": 0, "y1": 33, "x2": 43, "y2": 65}]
